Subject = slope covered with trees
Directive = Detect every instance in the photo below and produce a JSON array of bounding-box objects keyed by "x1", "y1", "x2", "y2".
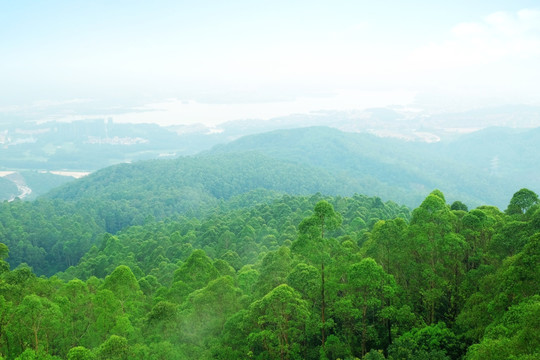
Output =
[
  {"x1": 2, "y1": 149, "x2": 400, "y2": 276},
  {"x1": 46, "y1": 151, "x2": 361, "y2": 206},
  {"x1": 210, "y1": 126, "x2": 540, "y2": 208},
  {"x1": 0, "y1": 187, "x2": 538, "y2": 359}
]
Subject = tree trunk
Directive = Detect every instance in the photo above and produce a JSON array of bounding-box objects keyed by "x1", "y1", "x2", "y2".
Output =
[
  {"x1": 386, "y1": 318, "x2": 392, "y2": 355},
  {"x1": 362, "y1": 305, "x2": 367, "y2": 356},
  {"x1": 321, "y1": 261, "x2": 326, "y2": 348}
]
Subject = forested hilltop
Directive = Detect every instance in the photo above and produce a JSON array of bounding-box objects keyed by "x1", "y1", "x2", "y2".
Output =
[
  {"x1": 209, "y1": 126, "x2": 540, "y2": 209},
  {"x1": 0, "y1": 184, "x2": 539, "y2": 359},
  {"x1": 3, "y1": 125, "x2": 540, "y2": 207}
]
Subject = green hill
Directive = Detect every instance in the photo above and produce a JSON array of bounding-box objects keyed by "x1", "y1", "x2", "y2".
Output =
[
  {"x1": 45, "y1": 151, "x2": 365, "y2": 223},
  {"x1": 209, "y1": 126, "x2": 540, "y2": 208}
]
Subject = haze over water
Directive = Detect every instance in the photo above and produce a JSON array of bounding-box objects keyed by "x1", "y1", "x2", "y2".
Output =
[{"x1": 1, "y1": 1, "x2": 540, "y2": 126}]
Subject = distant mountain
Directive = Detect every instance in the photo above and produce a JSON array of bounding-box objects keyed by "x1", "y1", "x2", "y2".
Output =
[
  {"x1": 427, "y1": 104, "x2": 540, "y2": 128},
  {"x1": 4, "y1": 105, "x2": 540, "y2": 206},
  {"x1": 4, "y1": 104, "x2": 538, "y2": 174},
  {"x1": 5, "y1": 124, "x2": 539, "y2": 274},
  {"x1": 440, "y1": 126, "x2": 540, "y2": 183},
  {"x1": 3, "y1": 103, "x2": 539, "y2": 166},
  {"x1": 42, "y1": 126, "x2": 539, "y2": 211},
  {"x1": 208, "y1": 127, "x2": 433, "y2": 206},
  {"x1": 208, "y1": 126, "x2": 540, "y2": 209}
]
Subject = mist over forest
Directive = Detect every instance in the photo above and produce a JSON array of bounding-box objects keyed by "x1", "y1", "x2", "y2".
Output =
[
  {"x1": 2, "y1": 1, "x2": 540, "y2": 359},
  {"x1": 1, "y1": 106, "x2": 539, "y2": 360}
]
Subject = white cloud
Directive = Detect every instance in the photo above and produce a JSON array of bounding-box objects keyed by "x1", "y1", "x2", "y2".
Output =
[
  {"x1": 409, "y1": 9, "x2": 540, "y2": 69},
  {"x1": 4, "y1": 6, "x2": 540, "y2": 125},
  {"x1": 397, "y1": 8, "x2": 540, "y2": 105}
]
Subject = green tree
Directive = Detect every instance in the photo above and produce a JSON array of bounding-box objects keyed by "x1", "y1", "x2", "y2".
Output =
[
  {"x1": 293, "y1": 200, "x2": 342, "y2": 349},
  {"x1": 102, "y1": 265, "x2": 143, "y2": 316},
  {"x1": 407, "y1": 191, "x2": 464, "y2": 324},
  {"x1": 84, "y1": 289, "x2": 122, "y2": 348},
  {"x1": 96, "y1": 335, "x2": 129, "y2": 360},
  {"x1": 57, "y1": 279, "x2": 93, "y2": 351},
  {"x1": 247, "y1": 284, "x2": 309, "y2": 360},
  {"x1": 172, "y1": 249, "x2": 219, "y2": 291},
  {"x1": 254, "y1": 246, "x2": 292, "y2": 297},
  {"x1": 287, "y1": 263, "x2": 319, "y2": 305},
  {"x1": 14, "y1": 294, "x2": 62, "y2": 353},
  {"x1": 67, "y1": 346, "x2": 96, "y2": 360},
  {"x1": 388, "y1": 322, "x2": 461, "y2": 360},
  {"x1": 349, "y1": 258, "x2": 398, "y2": 357},
  {"x1": 179, "y1": 276, "x2": 242, "y2": 346},
  {"x1": 237, "y1": 266, "x2": 259, "y2": 297},
  {"x1": 0, "y1": 243, "x2": 8, "y2": 261},
  {"x1": 145, "y1": 301, "x2": 178, "y2": 343},
  {"x1": 0, "y1": 295, "x2": 13, "y2": 358},
  {"x1": 450, "y1": 201, "x2": 468, "y2": 212},
  {"x1": 465, "y1": 296, "x2": 540, "y2": 360},
  {"x1": 366, "y1": 218, "x2": 407, "y2": 279},
  {"x1": 506, "y1": 188, "x2": 539, "y2": 215},
  {"x1": 13, "y1": 348, "x2": 62, "y2": 360}
]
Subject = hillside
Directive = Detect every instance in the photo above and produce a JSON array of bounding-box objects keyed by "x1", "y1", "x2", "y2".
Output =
[
  {"x1": 38, "y1": 125, "x2": 540, "y2": 212},
  {"x1": 45, "y1": 151, "x2": 365, "y2": 221},
  {"x1": 0, "y1": 189, "x2": 538, "y2": 359},
  {"x1": 209, "y1": 126, "x2": 540, "y2": 208}
]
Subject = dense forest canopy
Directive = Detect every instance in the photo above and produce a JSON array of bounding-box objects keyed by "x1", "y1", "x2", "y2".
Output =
[
  {"x1": 0, "y1": 183, "x2": 538, "y2": 359},
  {"x1": 1, "y1": 122, "x2": 539, "y2": 360},
  {"x1": 3, "y1": 1, "x2": 540, "y2": 358}
]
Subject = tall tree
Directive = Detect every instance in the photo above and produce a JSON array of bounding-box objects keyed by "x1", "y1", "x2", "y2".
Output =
[
  {"x1": 102, "y1": 265, "x2": 143, "y2": 316},
  {"x1": 506, "y1": 188, "x2": 538, "y2": 215},
  {"x1": 349, "y1": 258, "x2": 398, "y2": 357},
  {"x1": 293, "y1": 200, "x2": 342, "y2": 350},
  {"x1": 14, "y1": 295, "x2": 62, "y2": 353},
  {"x1": 247, "y1": 284, "x2": 309, "y2": 360},
  {"x1": 407, "y1": 190, "x2": 463, "y2": 324}
]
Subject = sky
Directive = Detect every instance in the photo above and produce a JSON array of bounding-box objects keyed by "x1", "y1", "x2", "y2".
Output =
[{"x1": 1, "y1": 0, "x2": 540, "y2": 126}]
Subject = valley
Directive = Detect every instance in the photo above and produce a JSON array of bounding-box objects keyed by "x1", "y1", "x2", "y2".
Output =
[
  {"x1": 0, "y1": 110, "x2": 539, "y2": 360},
  {"x1": 2, "y1": 2, "x2": 539, "y2": 358}
]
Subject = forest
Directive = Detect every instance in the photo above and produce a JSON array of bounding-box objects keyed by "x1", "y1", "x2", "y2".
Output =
[
  {"x1": 0, "y1": 167, "x2": 538, "y2": 359},
  {"x1": 3, "y1": 1, "x2": 540, "y2": 358}
]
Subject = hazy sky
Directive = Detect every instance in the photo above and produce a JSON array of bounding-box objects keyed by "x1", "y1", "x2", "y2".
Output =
[{"x1": 1, "y1": 0, "x2": 539, "y2": 125}]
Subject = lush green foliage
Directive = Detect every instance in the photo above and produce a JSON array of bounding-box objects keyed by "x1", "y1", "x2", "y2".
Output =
[
  {"x1": 0, "y1": 185, "x2": 539, "y2": 359},
  {"x1": 0, "y1": 199, "x2": 102, "y2": 275}
]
